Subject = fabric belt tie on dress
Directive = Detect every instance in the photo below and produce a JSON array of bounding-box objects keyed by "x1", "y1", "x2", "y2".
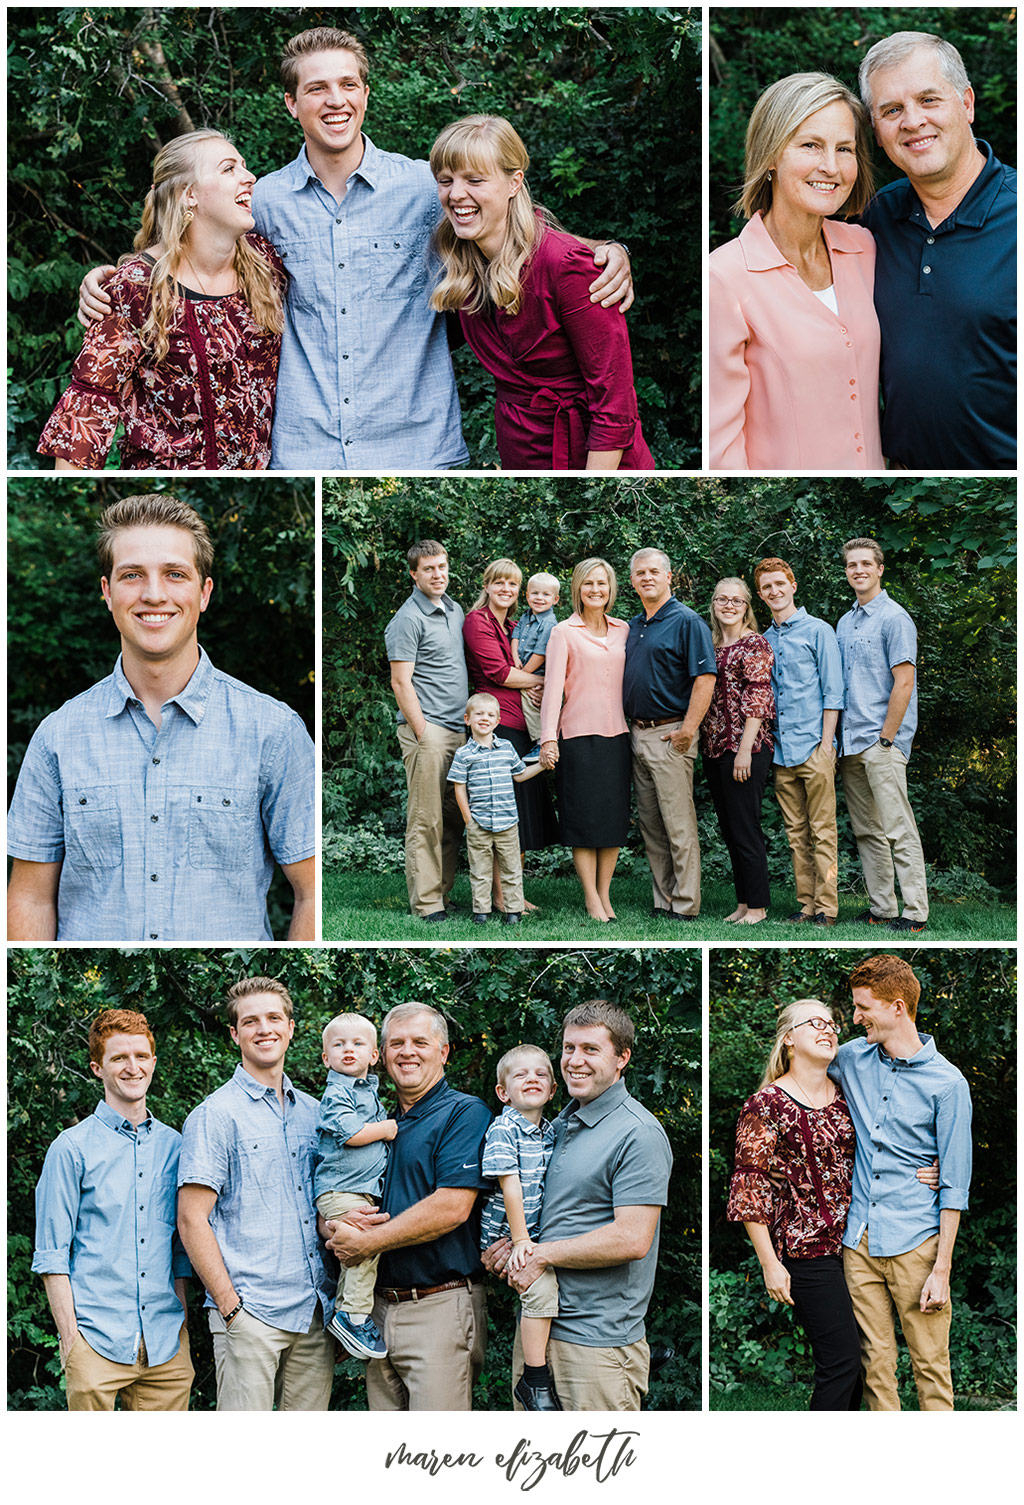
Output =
[
  {"x1": 376, "y1": 1276, "x2": 477, "y2": 1304},
  {"x1": 496, "y1": 381, "x2": 588, "y2": 468}
]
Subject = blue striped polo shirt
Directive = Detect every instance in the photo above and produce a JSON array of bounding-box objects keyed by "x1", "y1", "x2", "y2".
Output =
[
  {"x1": 447, "y1": 735, "x2": 524, "y2": 832},
  {"x1": 479, "y1": 1105, "x2": 556, "y2": 1247}
]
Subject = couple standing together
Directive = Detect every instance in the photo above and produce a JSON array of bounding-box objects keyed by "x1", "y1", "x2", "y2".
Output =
[{"x1": 43, "y1": 25, "x2": 650, "y2": 473}]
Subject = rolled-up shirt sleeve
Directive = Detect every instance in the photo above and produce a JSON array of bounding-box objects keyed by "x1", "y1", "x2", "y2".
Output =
[
  {"x1": 32, "y1": 1136, "x2": 82, "y2": 1274},
  {"x1": 818, "y1": 625, "x2": 845, "y2": 711},
  {"x1": 935, "y1": 1078, "x2": 972, "y2": 1211},
  {"x1": 557, "y1": 241, "x2": 644, "y2": 453},
  {"x1": 258, "y1": 709, "x2": 315, "y2": 865},
  {"x1": 317, "y1": 1078, "x2": 363, "y2": 1144}
]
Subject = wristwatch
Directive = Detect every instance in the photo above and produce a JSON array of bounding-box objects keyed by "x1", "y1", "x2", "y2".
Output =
[{"x1": 879, "y1": 737, "x2": 893, "y2": 748}]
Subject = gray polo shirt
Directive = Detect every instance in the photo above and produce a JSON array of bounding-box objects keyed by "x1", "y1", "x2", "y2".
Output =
[
  {"x1": 384, "y1": 588, "x2": 468, "y2": 733},
  {"x1": 539, "y1": 1078, "x2": 672, "y2": 1347}
]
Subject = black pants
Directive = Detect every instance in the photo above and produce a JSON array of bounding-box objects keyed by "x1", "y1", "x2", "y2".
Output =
[
  {"x1": 703, "y1": 747, "x2": 772, "y2": 908},
  {"x1": 783, "y1": 1254, "x2": 863, "y2": 1411}
]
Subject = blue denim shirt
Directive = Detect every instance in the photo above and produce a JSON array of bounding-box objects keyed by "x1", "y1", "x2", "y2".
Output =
[
  {"x1": 514, "y1": 608, "x2": 558, "y2": 671},
  {"x1": 32, "y1": 1101, "x2": 191, "y2": 1366},
  {"x1": 178, "y1": 1065, "x2": 334, "y2": 1333},
  {"x1": 836, "y1": 590, "x2": 918, "y2": 759},
  {"x1": 314, "y1": 1071, "x2": 389, "y2": 1200},
  {"x1": 764, "y1": 607, "x2": 844, "y2": 767},
  {"x1": 252, "y1": 138, "x2": 468, "y2": 470},
  {"x1": 6, "y1": 648, "x2": 314, "y2": 943},
  {"x1": 831, "y1": 1035, "x2": 972, "y2": 1257}
]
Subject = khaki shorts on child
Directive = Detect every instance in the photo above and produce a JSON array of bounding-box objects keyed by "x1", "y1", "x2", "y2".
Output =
[{"x1": 520, "y1": 1264, "x2": 559, "y2": 1320}]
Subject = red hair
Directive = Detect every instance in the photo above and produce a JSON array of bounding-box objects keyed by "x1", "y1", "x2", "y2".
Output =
[{"x1": 88, "y1": 1008, "x2": 155, "y2": 1064}]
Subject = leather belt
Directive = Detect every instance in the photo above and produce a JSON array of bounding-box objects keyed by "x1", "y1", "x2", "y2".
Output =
[
  {"x1": 377, "y1": 1276, "x2": 477, "y2": 1304},
  {"x1": 631, "y1": 716, "x2": 681, "y2": 730}
]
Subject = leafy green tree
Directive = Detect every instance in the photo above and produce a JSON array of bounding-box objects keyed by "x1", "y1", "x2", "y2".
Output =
[
  {"x1": 8, "y1": 944, "x2": 698, "y2": 1411},
  {"x1": 8, "y1": 6, "x2": 701, "y2": 468}
]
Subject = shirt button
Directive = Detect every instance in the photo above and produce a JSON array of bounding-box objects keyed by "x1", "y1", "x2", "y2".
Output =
[
  {"x1": 342, "y1": 353, "x2": 349, "y2": 360},
  {"x1": 150, "y1": 934, "x2": 158, "y2": 940},
  {"x1": 150, "y1": 874, "x2": 158, "y2": 882},
  {"x1": 341, "y1": 307, "x2": 346, "y2": 314},
  {"x1": 926, "y1": 236, "x2": 935, "y2": 245},
  {"x1": 79, "y1": 796, "x2": 87, "y2": 805},
  {"x1": 152, "y1": 757, "x2": 160, "y2": 765},
  {"x1": 344, "y1": 397, "x2": 350, "y2": 403},
  {"x1": 850, "y1": 393, "x2": 857, "y2": 401},
  {"x1": 923, "y1": 266, "x2": 932, "y2": 275},
  {"x1": 335, "y1": 218, "x2": 342, "y2": 224},
  {"x1": 849, "y1": 379, "x2": 856, "y2": 386},
  {"x1": 150, "y1": 814, "x2": 158, "y2": 822},
  {"x1": 222, "y1": 798, "x2": 231, "y2": 806}
]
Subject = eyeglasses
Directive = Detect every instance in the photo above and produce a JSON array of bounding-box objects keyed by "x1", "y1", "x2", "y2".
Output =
[
  {"x1": 713, "y1": 596, "x2": 747, "y2": 608},
  {"x1": 791, "y1": 1017, "x2": 840, "y2": 1036}
]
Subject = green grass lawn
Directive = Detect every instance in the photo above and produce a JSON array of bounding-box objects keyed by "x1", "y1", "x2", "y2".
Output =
[
  {"x1": 709, "y1": 1381, "x2": 1010, "y2": 1411},
  {"x1": 322, "y1": 871, "x2": 1016, "y2": 943}
]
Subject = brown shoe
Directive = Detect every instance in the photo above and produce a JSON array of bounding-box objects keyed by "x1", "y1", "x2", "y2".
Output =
[
  {"x1": 785, "y1": 911, "x2": 815, "y2": 923},
  {"x1": 812, "y1": 913, "x2": 837, "y2": 927}
]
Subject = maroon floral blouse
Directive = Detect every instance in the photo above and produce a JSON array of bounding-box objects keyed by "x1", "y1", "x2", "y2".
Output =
[
  {"x1": 700, "y1": 633, "x2": 775, "y2": 758},
  {"x1": 38, "y1": 234, "x2": 284, "y2": 470},
  {"x1": 727, "y1": 1083, "x2": 855, "y2": 1258}
]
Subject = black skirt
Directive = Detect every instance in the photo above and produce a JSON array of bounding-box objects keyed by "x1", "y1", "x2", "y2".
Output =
[
  {"x1": 555, "y1": 733, "x2": 632, "y2": 847},
  {"x1": 498, "y1": 723, "x2": 558, "y2": 852}
]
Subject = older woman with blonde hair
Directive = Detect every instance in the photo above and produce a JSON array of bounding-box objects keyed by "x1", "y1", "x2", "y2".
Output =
[
  {"x1": 539, "y1": 558, "x2": 631, "y2": 921},
  {"x1": 709, "y1": 73, "x2": 882, "y2": 470},
  {"x1": 463, "y1": 559, "x2": 557, "y2": 906},
  {"x1": 429, "y1": 115, "x2": 653, "y2": 471},
  {"x1": 700, "y1": 576, "x2": 775, "y2": 923},
  {"x1": 39, "y1": 129, "x2": 284, "y2": 470}
]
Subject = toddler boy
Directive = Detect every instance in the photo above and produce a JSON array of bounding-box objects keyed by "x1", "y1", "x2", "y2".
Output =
[
  {"x1": 480, "y1": 1044, "x2": 562, "y2": 1410},
  {"x1": 447, "y1": 693, "x2": 543, "y2": 925},
  {"x1": 314, "y1": 1013, "x2": 397, "y2": 1360},
  {"x1": 512, "y1": 572, "x2": 560, "y2": 756}
]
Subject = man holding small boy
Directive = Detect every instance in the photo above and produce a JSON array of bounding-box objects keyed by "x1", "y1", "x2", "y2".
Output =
[{"x1": 447, "y1": 692, "x2": 544, "y2": 925}]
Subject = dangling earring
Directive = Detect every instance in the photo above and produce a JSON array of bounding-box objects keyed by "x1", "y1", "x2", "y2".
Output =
[
  {"x1": 767, "y1": 170, "x2": 773, "y2": 183},
  {"x1": 181, "y1": 202, "x2": 194, "y2": 230}
]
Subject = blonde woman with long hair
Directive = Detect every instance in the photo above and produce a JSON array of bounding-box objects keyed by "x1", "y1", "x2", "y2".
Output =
[
  {"x1": 40, "y1": 129, "x2": 284, "y2": 470},
  {"x1": 699, "y1": 576, "x2": 775, "y2": 923},
  {"x1": 429, "y1": 115, "x2": 653, "y2": 471}
]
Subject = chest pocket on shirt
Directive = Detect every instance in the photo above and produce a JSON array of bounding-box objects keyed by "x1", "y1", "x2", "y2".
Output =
[
  {"x1": 237, "y1": 1139, "x2": 284, "y2": 1194},
  {"x1": 366, "y1": 236, "x2": 428, "y2": 300},
  {"x1": 275, "y1": 237, "x2": 325, "y2": 313},
  {"x1": 64, "y1": 786, "x2": 123, "y2": 869},
  {"x1": 188, "y1": 787, "x2": 255, "y2": 870}
]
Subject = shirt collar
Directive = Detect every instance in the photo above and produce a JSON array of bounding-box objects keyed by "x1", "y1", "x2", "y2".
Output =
[
  {"x1": 879, "y1": 1031, "x2": 936, "y2": 1068},
  {"x1": 286, "y1": 134, "x2": 380, "y2": 192},
  {"x1": 327, "y1": 1068, "x2": 378, "y2": 1089},
  {"x1": 900, "y1": 139, "x2": 1003, "y2": 230},
  {"x1": 565, "y1": 612, "x2": 626, "y2": 630},
  {"x1": 632, "y1": 596, "x2": 682, "y2": 626},
  {"x1": 851, "y1": 588, "x2": 890, "y2": 618},
  {"x1": 501, "y1": 1104, "x2": 549, "y2": 1136},
  {"x1": 740, "y1": 210, "x2": 864, "y2": 271},
  {"x1": 773, "y1": 605, "x2": 808, "y2": 633},
  {"x1": 410, "y1": 587, "x2": 457, "y2": 617},
  {"x1": 558, "y1": 1075, "x2": 630, "y2": 1128},
  {"x1": 233, "y1": 1062, "x2": 297, "y2": 1103},
  {"x1": 397, "y1": 1074, "x2": 451, "y2": 1120},
  {"x1": 94, "y1": 1098, "x2": 152, "y2": 1135},
  {"x1": 106, "y1": 646, "x2": 214, "y2": 726}
]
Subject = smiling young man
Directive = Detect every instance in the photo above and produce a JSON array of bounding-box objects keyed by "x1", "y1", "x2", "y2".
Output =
[
  {"x1": 829, "y1": 954, "x2": 972, "y2": 1410},
  {"x1": 857, "y1": 32, "x2": 1016, "y2": 468},
  {"x1": 32, "y1": 1010, "x2": 194, "y2": 1411},
  {"x1": 78, "y1": 26, "x2": 632, "y2": 471},
  {"x1": 755, "y1": 556, "x2": 844, "y2": 926},
  {"x1": 323, "y1": 1002, "x2": 492, "y2": 1411},
  {"x1": 177, "y1": 977, "x2": 336, "y2": 1411},
  {"x1": 622, "y1": 547, "x2": 717, "y2": 920},
  {"x1": 491, "y1": 1000, "x2": 673, "y2": 1411},
  {"x1": 385, "y1": 540, "x2": 469, "y2": 921},
  {"x1": 835, "y1": 537, "x2": 927, "y2": 932},
  {"x1": 6, "y1": 495, "x2": 315, "y2": 943}
]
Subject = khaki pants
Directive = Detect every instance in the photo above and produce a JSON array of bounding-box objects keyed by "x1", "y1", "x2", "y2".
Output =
[
  {"x1": 396, "y1": 721, "x2": 464, "y2": 916},
  {"x1": 521, "y1": 689, "x2": 542, "y2": 743},
  {"x1": 64, "y1": 1326, "x2": 193, "y2": 1411},
  {"x1": 840, "y1": 742, "x2": 928, "y2": 921},
  {"x1": 316, "y1": 1190, "x2": 380, "y2": 1316},
  {"x1": 366, "y1": 1281, "x2": 486, "y2": 1411},
  {"x1": 774, "y1": 743, "x2": 839, "y2": 917},
  {"x1": 630, "y1": 722, "x2": 701, "y2": 915},
  {"x1": 843, "y1": 1233, "x2": 954, "y2": 1410},
  {"x1": 466, "y1": 818, "x2": 523, "y2": 913},
  {"x1": 208, "y1": 1307, "x2": 334, "y2": 1411},
  {"x1": 512, "y1": 1327, "x2": 649, "y2": 1410}
]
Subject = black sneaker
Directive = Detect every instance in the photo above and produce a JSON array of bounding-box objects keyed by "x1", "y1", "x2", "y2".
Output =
[
  {"x1": 854, "y1": 908, "x2": 895, "y2": 924},
  {"x1": 421, "y1": 910, "x2": 448, "y2": 923},
  {"x1": 888, "y1": 916, "x2": 927, "y2": 932},
  {"x1": 514, "y1": 1375, "x2": 562, "y2": 1411},
  {"x1": 472, "y1": 912, "x2": 490, "y2": 924},
  {"x1": 502, "y1": 911, "x2": 522, "y2": 925}
]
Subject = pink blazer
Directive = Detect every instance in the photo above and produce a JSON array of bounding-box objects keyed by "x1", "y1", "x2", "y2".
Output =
[{"x1": 709, "y1": 213, "x2": 883, "y2": 470}]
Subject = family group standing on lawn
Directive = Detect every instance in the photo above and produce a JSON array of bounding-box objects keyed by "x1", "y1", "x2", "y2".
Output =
[
  {"x1": 386, "y1": 536, "x2": 929, "y2": 931},
  {"x1": 32, "y1": 982, "x2": 671, "y2": 1412}
]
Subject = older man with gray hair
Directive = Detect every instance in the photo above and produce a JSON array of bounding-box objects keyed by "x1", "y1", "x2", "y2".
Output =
[
  {"x1": 622, "y1": 548, "x2": 716, "y2": 920},
  {"x1": 324, "y1": 1002, "x2": 492, "y2": 1410},
  {"x1": 857, "y1": 30, "x2": 1016, "y2": 469}
]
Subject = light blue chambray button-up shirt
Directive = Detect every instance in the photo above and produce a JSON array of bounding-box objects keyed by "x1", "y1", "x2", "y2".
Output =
[
  {"x1": 252, "y1": 137, "x2": 468, "y2": 470},
  {"x1": 836, "y1": 589, "x2": 918, "y2": 759},
  {"x1": 830, "y1": 1034, "x2": 972, "y2": 1257},
  {"x1": 32, "y1": 1100, "x2": 191, "y2": 1367},
  {"x1": 179, "y1": 1064, "x2": 334, "y2": 1333},
  {"x1": 6, "y1": 648, "x2": 314, "y2": 943},
  {"x1": 764, "y1": 607, "x2": 844, "y2": 767}
]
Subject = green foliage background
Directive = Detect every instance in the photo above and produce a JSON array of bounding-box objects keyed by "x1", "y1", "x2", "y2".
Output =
[
  {"x1": 8, "y1": 5, "x2": 701, "y2": 469},
  {"x1": 323, "y1": 473, "x2": 1016, "y2": 901},
  {"x1": 7, "y1": 944, "x2": 699, "y2": 1411},
  {"x1": 6, "y1": 475, "x2": 315, "y2": 937},
  {"x1": 709, "y1": 6, "x2": 1018, "y2": 247},
  {"x1": 708, "y1": 948, "x2": 1017, "y2": 1405}
]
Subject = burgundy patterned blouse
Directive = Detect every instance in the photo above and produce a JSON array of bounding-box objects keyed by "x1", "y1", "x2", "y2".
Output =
[
  {"x1": 38, "y1": 234, "x2": 284, "y2": 470},
  {"x1": 727, "y1": 1083, "x2": 855, "y2": 1258},
  {"x1": 700, "y1": 633, "x2": 775, "y2": 758}
]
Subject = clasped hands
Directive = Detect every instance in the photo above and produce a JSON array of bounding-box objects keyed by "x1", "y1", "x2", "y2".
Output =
[
  {"x1": 481, "y1": 1235, "x2": 547, "y2": 1293},
  {"x1": 323, "y1": 1205, "x2": 391, "y2": 1266}
]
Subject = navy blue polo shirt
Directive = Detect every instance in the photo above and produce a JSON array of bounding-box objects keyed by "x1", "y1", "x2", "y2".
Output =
[
  {"x1": 622, "y1": 597, "x2": 717, "y2": 720},
  {"x1": 377, "y1": 1075, "x2": 492, "y2": 1288},
  {"x1": 860, "y1": 140, "x2": 1016, "y2": 469}
]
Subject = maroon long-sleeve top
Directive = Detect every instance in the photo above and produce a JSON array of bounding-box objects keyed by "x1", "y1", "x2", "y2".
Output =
[{"x1": 462, "y1": 607, "x2": 526, "y2": 729}]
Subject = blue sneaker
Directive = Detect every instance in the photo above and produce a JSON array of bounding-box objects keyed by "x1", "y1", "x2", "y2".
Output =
[
  {"x1": 328, "y1": 1310, "x2": 387, "y2": 1359},
  {"x1": 522, "y1": 744, "x2": 541, "y2": 763}
]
